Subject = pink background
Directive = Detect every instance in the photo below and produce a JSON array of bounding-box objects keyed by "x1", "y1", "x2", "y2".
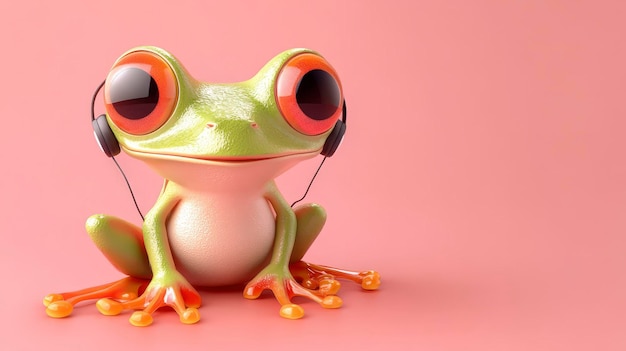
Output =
[{"x1": 1, "y1": 1, "x2": 625, "y2": 349}]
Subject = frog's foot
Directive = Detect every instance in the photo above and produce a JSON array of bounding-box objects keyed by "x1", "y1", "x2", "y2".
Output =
[
  {"x1": 290, "y1": 261, "x2": 381, "y2": 291},
  {"x1": 97, "y1": 276, "x2": 202, "y2": 327},
  {"x1": 243, "y1": 266, "x2": 342, "y2": 320},
  {"x1": 43, "y1": 277, "x2": 147, "y2": 318}
]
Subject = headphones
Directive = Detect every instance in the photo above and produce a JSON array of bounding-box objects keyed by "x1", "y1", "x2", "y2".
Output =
[
  {"x1": 90, "y1": 81, "x2": 346, "y2": 158},
  {"x1": 320, "y1": 102, "x2": 347, "y2": 157},
  {"x1": 91, "y1": 81, "x2": 120, "y2": 157}
]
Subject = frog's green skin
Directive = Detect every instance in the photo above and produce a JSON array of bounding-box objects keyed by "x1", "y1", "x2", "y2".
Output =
[{"x1": 44, "y1": 46, "x2": 380, "y2": 326}]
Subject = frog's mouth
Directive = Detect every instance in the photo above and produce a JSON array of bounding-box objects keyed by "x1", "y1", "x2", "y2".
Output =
[
  {"x1": 122, "y1": 147, "x2": 322, "y2": 164},
  {"x1": 122, "y1": 147, "x2": 322, "y2": 188}
]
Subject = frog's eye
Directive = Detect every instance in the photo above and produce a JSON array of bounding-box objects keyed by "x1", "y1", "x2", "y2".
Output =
[
  {"x1": 104, "y1": 50, "x2": 178, "y2": 135},
  {"x1": 276, "y1": 53, "x2": 343, "y2": 135}
]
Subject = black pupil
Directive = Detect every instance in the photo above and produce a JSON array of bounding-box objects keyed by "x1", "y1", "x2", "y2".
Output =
[
  {"x1": 109, "y1": 67, "x2": 159, "y2": 120},
  {"x1": 296, "y1": 69, "x2": 340, "y2": 120}
]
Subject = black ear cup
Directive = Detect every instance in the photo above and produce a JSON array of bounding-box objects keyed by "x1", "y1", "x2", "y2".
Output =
[
  {"x1": 321, "y1": 120, "x2": 345, "y2": 157},
  {"x1": 320, "y1": 101, "x2": 347, "y2": 157},
  {"x1": 92, "y1": 114, "x2": 120, "y2": 157}
]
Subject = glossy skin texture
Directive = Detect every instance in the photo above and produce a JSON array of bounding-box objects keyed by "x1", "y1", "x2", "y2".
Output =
[{"x1": 44, "y1": 47, "x2": 380, "y2": 326}]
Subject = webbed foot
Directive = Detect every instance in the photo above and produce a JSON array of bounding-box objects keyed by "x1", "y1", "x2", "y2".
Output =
[
  {"x1": 44, "y1": 274, "x2": 201, "y2": 326},
  {"x1": 95, "y1": 273, "x2": 201, "y2": 327},
  {"x1": 243, "y1": 264, "x2": 342, "y2": 320},
  {"x1": 290, "y1": 261, "x2": 381, "y2": 291},
  {"x1": 44, "y1": 277, "x2": 147, "y2": 318}
]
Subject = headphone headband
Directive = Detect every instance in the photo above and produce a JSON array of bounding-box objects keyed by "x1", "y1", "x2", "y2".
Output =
[{"x1": 91, "y1": 80, "x2": 105, "y2": 121}]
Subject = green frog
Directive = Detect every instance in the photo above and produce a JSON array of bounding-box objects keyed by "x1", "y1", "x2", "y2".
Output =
[{"x1": 44, "y1": 46, "x2": 380, "y2": 326}]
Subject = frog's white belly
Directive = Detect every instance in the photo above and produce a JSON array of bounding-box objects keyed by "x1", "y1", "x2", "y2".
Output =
[{"x1": 166, "y1": 192, "x2": 275, "y2": 287}]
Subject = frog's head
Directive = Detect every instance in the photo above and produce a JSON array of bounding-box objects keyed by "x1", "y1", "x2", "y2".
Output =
[{"x1": 95, "y1": 46, "x2": 345, "y2": 186}]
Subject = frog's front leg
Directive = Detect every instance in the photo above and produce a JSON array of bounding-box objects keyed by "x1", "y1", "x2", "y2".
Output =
[
  {"x1": 243, "y1": 184, "x2": 342, "y2": 319},
  {"x1": 109, "y1": 192, "x2": 202, "y2": 326},
  {"x1": 244, "y1": 183, "x2": 381, "y2": 319},
  {"x1": 44, "y1": 215, "x2": 152, "y2": 319}
]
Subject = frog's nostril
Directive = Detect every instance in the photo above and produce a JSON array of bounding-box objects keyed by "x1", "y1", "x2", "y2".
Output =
[
  {"x1": 206, "y1": 123, "x2": 215, "y2": 129},
  {"x1": 250, "y1": 122, "x2": 258, "y2": 129}
]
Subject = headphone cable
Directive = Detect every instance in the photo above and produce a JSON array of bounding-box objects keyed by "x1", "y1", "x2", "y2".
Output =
[
  {"x1": 111, "y1": 156, "x2": 145, "y2": 221},
  {"x1": 291, "y1": 156, "x2": 327, "y2": 208}
]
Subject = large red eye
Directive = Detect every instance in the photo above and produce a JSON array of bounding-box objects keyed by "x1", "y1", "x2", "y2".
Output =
[
  {"x1": 104, "y1": 51, "x2": 178, "y2": 135},
  {"x1": 276, "y1": 53, "x2": 343, "y2": 135}
]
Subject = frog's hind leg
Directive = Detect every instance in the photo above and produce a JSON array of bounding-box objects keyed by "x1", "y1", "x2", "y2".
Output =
[
  {"x1": 290, "y1": 261, "x2": 381, "y2": 292},
  {"x1": 290, "y1": 203, "x2": 327, "y2": 263},
  {"x1": 84, "y1": 214, "x2": 151, "y2": 279},
  {"x1": 44, "y1": 277, "x2": 149, "y2": 318},
  {"x1": 289, "y1": 204, "x2": 381, "y2": 295},
  {"x1": 44, "y1": 215, "x2": 152, "y2": 318}
]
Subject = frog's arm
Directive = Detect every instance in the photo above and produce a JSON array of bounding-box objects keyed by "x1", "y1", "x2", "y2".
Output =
[
  {"x1": 263, "y1": 181, "x2": 297, "y2": 267},
  {"x1": 243, "y1": 181, "x2": 341, "y2": 319},
  {"x1": 108, "y1": 182, "x2": 201, "y2": 326},
  {"x1": 143, "y1": 181, "x2": 180, "y2": 276}
]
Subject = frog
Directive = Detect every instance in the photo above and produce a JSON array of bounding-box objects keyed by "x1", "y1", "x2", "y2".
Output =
[{"x1": 43, "y1": 46, "x2": 380, "y2": 326}]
